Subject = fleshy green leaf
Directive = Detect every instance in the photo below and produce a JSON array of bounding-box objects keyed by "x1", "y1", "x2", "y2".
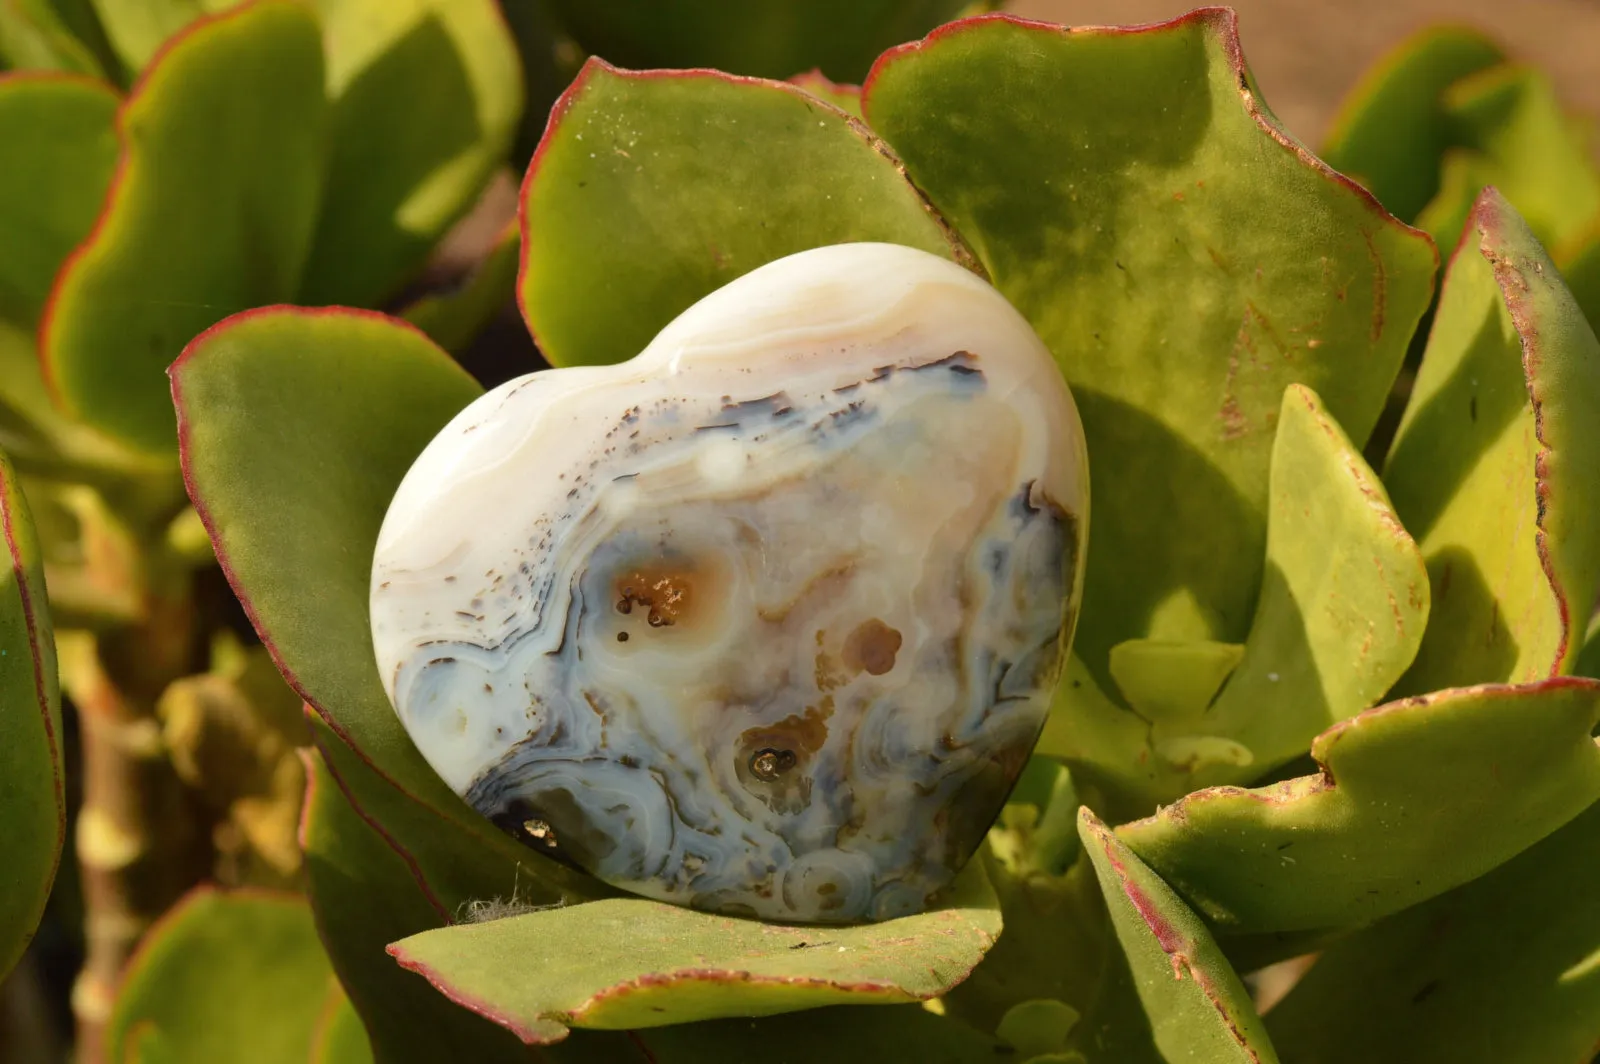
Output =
[
  {"x1": 0, "y1": 72, "x2": 117, "y2": 331},
  {"x1": 388, "y1": 860, "x2": 1000, "y2": 1043},
  {"x1": 1385, "y1": 188, "x2": 1600, "y2": 694},
  {"x1": 41, "y1": 0, "x2": 327, "y2": 455},
  {"x1": 173, "y1": 306, "x2": 486, "y2": 826},
  {"x1": 400, "y1": 217, "x2": 519, "y2": 353},
  {"x1": 0, "y1": 447, "x2": 62, "y2": 982},
  {"x1": 1418, "y1": 65, "x2": 1600, "y2": 254},
  {"x1": 1044, "y1": 385, "x2": 1429, "y2": 807},
  {"x1": 310, "y1": 983, "x2": 374, "y2": 1064},
  {"x1": 864, "y1": 11, "x2": 1435, "y2": 707},
  {"x1": 1118, "y1": 678, "x2": 1600, "y2": 934},
  {"x1": 1187, "y1": 384, "x2": 1428, "y2": 779},
  {"x1": 0, "y1": 72, "x2": 139, "y2": 471},
  {"x1": 300, "y1": 737, "x2": 631, "y2": 1064},
  {"x1": 103, "y1": 888, "x2": 338, "y2": 1064},
  {"x1": 1079, "y1": 810, "x2": 1280, "y2": 1063},
  {"x1": 1267, "y1": 797, "x2": 1600, "y2": 1064},
  {"x1": 0, "y1": 0, "x2": 110, "y2": 74},
  {"x1": 546, "y1": 0, "x2": 972, "y2": 83},
  {"x1": 517, "y1": 58, "x2": 966, "y2": 369},
  {"x1": 295, "y1": 0, "x2": 522, "y2": 307},
  {"x1": 1319, "y1": 24, "x2": 1504, "y2": 222}
]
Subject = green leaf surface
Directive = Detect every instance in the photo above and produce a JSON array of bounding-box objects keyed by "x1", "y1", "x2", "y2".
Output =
[
  {"x1": 1044, "y1": 385, "x2": 1428, "y2": 808},
  {"x1": 1193, "y1": 384, "x2": 1428, "y2": 779},
  {"x1": 546, "y1": 0, "x2": 971, "y2": 82},
  {"x1": 1106, "y1": 638, "x2": 1243, "y2": 728},
  {"x1": 42, "y1": 0, "x2": 327, "y2": 455},
  {"x1": 310, "y1": 984, "x2": 374, "y2": 1064},
  {"x1": 1079, "y1": 810, "x2": 1280, "y2": 1064},
  {"x1": 1319, "y1": 24, "x2": 1504, "y2": 221},
  {"x1": 0, "y1": 71, "x2": 116, "y2": 326},
  {"x1": 0, "y1": 447, "x2": 61, "y2": 982},
  {"x1": 0, "y1": 72, "x2": 119, "y2": 455},
  {"x1": 173, "y1": 306, "x2": 485, "y2": 825},
  {"x1": 518, "y1": 58, "x2": 965, "y2": 369},
  {"x1": 104, "y1": 887, "x2": 337, "y2": 1064},
  {"x1": 388, "y1": 860, "x2": 1000, "y2": 1043},
  {"x1": 1385, "y1": 188, "x2": 1600, "y2": 694},
  {"x1": 297, "y1": 744, "x2": 548, "y2": 1064},
  {"x1": 295, "y1": 0, "x2": 522, "y2": 307},
  {"x1": 1119, "y1": 678, "x2": 1600, "y2": 934},
  {"x1": 1267, "y1": 797, "x2": 1600, "y2": 1064},
  {"x1": 865, "y1": 11, "x2": 1435, "y2": 704},
  {"x1": 0, "y1": 0, "x2": 106, "y2": 74},
  {"x1": 400, "y1": 218, "x2": 519, "y2": 353}
]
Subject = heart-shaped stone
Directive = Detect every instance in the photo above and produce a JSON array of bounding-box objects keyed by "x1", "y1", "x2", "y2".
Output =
[{"x1": 370, "y1": 243, "x2": 1087, "y2": 923}]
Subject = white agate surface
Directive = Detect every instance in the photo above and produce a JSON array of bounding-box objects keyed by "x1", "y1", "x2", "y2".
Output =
[{"x1": 371, "y1": 242, "x2": 1087, "y2": 923}]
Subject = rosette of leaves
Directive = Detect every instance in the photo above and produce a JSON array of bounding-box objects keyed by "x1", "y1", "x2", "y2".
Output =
[{"x1": 168, "y1": 7, "x2": 1600, "y2": 1064}]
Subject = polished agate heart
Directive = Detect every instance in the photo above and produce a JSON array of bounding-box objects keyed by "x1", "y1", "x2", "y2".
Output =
[{"x1": 370, "y1": 243, "x2": 1087, "y2": 923}]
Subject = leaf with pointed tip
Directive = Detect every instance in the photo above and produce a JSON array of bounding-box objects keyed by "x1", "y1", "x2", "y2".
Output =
[
  {"x1": 295, "y1": 0, "x2": 522, "y2": 307},
  {"x1": 1187, "y1": 384, "x2": 1428, "y2": 782},
  {"x1": 1319, "y1": 25, "x2": 1504, "y2": 222},
  {"x1": 1267, "y1": 797, "x2": 1600, "y2": 1064},
  {"x1": 0, "y1": 448, "x2": 62, "y2": 983},
  {"x1": 864, "y1": 11, "x2": 1435, "y2": 707},
  {"x1": 401, "y1": 219, "x2": 519, "y2": 353},
  {"x1": 297, "y1": 743, "x2": 556, "y2": 1064},
  {"x1": 518, "y1": 58, "x2": 965, "y2": 369},
  {"x1": 42, "y1": 0, "x2": 327, "y2": 455},
  {"x1": 104, "y1": 888, "x2": 338, "y2": 1064},
  {"x1": 546, "y1": 0, "x2": 972, "y2": 83},
  {"x1": 1045, "y1": 385, "x2": 1428, "y2": 807},
  {"x1": 388, "y1": 859, "x2": 999, "y2": 1043},
  {"x1": 173, "y1": 306, "x2": 489, "y2": 826},
  {"x1": 1079, "y1": 810, "x2": 1281, "y2": 1064},
  {"x1": 1119, "y1": 678, "x2": 1600, "y2": 934},
  {"x1": 1419, "y1": 66, "x2": 1600, "y2": 254},
  {"x1": 1385, "y1": 189, "x2": 1600, "y2": 694}
]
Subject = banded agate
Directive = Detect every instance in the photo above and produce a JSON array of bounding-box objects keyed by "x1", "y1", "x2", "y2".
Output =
[{"x1": 371, "y1": 243, "x2": 1087, "y2": 923}]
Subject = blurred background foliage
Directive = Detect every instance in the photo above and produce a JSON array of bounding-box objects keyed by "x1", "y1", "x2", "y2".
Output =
[{"x1": 0, "y1": 0, "x2": 1596, "y2": 1062}]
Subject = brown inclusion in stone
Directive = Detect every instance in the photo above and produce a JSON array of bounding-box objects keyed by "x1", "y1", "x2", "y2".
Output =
[{"x1": 841, "y1": 618, "x2": 902, "y2": 676}]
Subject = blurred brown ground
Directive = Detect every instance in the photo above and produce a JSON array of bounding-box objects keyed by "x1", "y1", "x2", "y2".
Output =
[{"x1": 1007, "y1": 0, "x2": 1600, "y2": 146}]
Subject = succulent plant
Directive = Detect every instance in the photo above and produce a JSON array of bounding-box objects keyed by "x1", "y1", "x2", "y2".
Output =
[{"x1": 3, "y1": 4, "x2": 1599, "y2": 1063}]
